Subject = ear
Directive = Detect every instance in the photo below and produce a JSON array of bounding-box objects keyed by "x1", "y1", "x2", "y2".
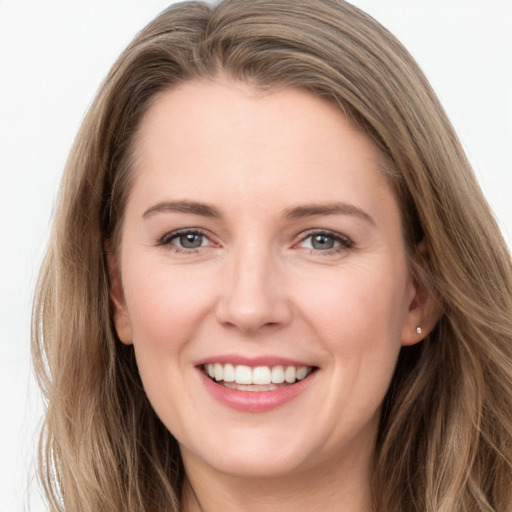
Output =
[
  {"x1": 401, "y1": 240, "x2": 442, "y2": 346},
  {"x1": 107, "y1": 250, "x2": 133, "y2": 345}
]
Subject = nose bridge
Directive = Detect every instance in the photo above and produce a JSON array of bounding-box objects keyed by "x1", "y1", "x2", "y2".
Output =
[{"x1": 216, "y1": 239, "x2": 291, "y2": 332}]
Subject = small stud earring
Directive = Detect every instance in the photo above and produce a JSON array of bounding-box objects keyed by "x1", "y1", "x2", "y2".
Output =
[{"x1": 416, "y1": 326, "x2": 422, "y2": 334}]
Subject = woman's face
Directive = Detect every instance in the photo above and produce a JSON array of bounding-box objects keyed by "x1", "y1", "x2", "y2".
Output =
[{"x1": 112, "y1": 79, "x2": 423, "y2": 480}]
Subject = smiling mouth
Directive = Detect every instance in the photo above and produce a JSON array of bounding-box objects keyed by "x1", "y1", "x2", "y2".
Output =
[{"x1": 202, "y1": 363, "x2": 316, "y2": 391}]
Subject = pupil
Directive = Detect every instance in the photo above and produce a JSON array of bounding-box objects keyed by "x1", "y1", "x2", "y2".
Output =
[
  {"x1": 312, "y1": 234, "x2": 334, "y2": 250},
  {"x1": 180, "y1": 233, "x2": 202, "y2": 248}
]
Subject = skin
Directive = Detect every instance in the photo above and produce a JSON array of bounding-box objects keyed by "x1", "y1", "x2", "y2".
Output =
[{"x1": 110, "y1": 79, "x2": 436, "y2": 512}]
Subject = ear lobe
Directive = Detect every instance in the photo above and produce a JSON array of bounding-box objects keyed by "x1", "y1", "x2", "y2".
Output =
[
  {"x1": 107, "y1": 251, "x2": 133, "y2": 345},
  {"x1": 401, "y1": 240, "x2": 442, "y2": 346}
]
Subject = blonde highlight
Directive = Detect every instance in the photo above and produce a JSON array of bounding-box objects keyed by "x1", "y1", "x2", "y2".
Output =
[{"x1": 32, "y1": 1, "x2": 512, "y2": 510}]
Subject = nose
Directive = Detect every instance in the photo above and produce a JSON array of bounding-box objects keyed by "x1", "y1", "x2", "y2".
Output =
[{"x1": 215, "y1": 244, "x2": 293, "y2": 334}]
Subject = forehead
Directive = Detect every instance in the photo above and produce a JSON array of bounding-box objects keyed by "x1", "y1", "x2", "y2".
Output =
[
  {"x1": 135, "y1": 79, "x2": 377, "y2": 158},
  {"x1": 129, "y1": 79, "x2": 399, "y2": 226}
]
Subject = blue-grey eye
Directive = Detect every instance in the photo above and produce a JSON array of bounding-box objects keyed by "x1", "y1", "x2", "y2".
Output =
[
  {"x1": 176, "y1": 233, "x2": 204, "y2": 249},
  {"x1": 311, "y1": 234, "x2": 336, "y2": 250}
]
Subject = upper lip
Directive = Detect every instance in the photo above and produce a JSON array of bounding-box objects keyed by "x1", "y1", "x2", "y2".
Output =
[{"x1": 195, "y1": 354, "x2": 316, "y2": 368}]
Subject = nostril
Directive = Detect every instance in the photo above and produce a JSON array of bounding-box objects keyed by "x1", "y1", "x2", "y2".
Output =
[{"x1": 216, "y1": 302, "x2": 290, "y2": 333}]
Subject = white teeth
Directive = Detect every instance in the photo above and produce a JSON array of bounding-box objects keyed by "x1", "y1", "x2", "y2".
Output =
[
  {"x1": 223, "y1": 382, "x2": 280, "y2": 392},
  {"x1": 296, "y1": 366, "x2": 308, "y2": 380},
  {"x1": 235, "y1": 365, "x2": 253, "y2": 384},
  {"x1": 284, "y1": 366, "x2": 296, "y2": 383},
  {"x1": 271, "y1": 365, "x2": 285, "y2": 384},
  {"x1": 204, "y1": 363, "x2": 312, "y2": 385},
  {"x1": 223, "y1": 363, "x2": 235, "y2": 382},
  {"x1": 214, "y1": 363, "x2": 223, "y2": 381},
  {"x1": 252, "y1": 366, "x2": 272, "y2": 385}
]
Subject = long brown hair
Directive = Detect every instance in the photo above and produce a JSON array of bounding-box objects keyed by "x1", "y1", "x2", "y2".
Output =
[{"x1": 32, "y1": 1, "x2": 512, "y2": 510}]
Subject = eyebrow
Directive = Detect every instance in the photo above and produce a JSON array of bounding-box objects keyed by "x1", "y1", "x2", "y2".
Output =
[
  {"x1": 143, "y1": 200, "x2": 221, "y2": 219},
  {"x1": 142, "y1": 199, "x2": 375, "y2": 225},
  {"x1": 284, "y1": 202, "x2": 375, "y2": 225}
]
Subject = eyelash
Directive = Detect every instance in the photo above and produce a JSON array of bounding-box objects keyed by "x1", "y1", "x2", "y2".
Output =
[
  {"x1": 295, "y1": 229, "x2": 354, "y2": 255},
  {"x1": 158, "y1": 228, "x2": 214, "y2": 253},
  {"x1": 157, "y1": 228, "x2": 354, "y2": 255}
]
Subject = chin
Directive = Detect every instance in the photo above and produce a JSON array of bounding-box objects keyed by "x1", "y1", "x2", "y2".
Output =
[{"x1": 180, "y1": 426, "x2": 316, "y2": 479}]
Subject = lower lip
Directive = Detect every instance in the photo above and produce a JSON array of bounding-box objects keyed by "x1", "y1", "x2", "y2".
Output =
[{"x1": 199, "y1": 370, "x2": 317, "y2": 413}]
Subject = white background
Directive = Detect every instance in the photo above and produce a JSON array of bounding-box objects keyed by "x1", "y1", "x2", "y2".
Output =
[{"x1": 1, "y1": 1, "x2": 511, "y2": 510}]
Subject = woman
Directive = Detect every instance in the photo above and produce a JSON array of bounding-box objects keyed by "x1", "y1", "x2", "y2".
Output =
[{"x1": 32, "y1": 0, "x2": 512, "y2": 511}]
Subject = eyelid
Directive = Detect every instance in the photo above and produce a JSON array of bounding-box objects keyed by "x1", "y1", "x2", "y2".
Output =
[
  {"x1": 158, "y1": 227, "x2": 217, "y2": 249},
  {"x1": 294, "y1": 229, "x2": 354, "y2": 251}
]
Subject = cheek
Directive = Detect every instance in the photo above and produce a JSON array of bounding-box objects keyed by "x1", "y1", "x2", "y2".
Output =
[
  {"x1": 121, "y1": 264, "x2": 221, "y2": 429},
  {"x1": 293, "y1": 262, "x2": 410, "y2": 356},
  {"x1": 122, "y1": 264, "x2": 217, "y2": 364}
]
